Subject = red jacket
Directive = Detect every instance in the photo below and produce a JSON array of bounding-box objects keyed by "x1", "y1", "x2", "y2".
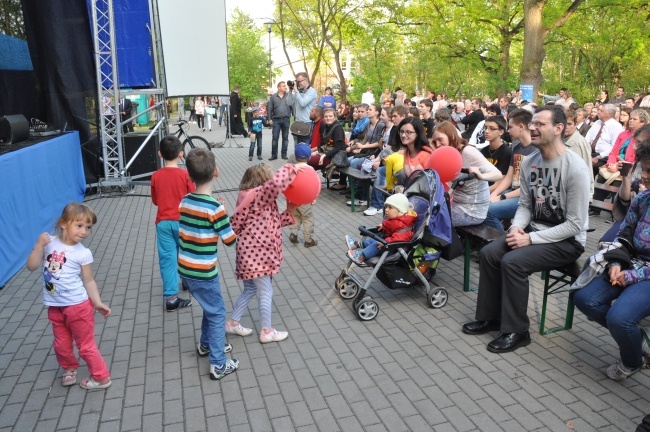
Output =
[{"x1": 382, "y1": 211, "x2": 417, "y2": 243}]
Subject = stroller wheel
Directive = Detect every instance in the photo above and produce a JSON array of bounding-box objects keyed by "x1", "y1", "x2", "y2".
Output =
[
  {"x1": 427, "y1": 287, "x2": 448, "y2": 309},
  {"x1": 338, "y1": 278, "x2": 359, "y2": 300},
  {"x1": 355, "y1": 299, "x2": 379, "y2": 321},
  {"x1": 334, "y1": 270, "x2": 347, "y2": 290}
]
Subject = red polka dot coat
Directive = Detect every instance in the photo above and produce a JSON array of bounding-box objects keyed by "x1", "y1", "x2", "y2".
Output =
[{"x1": 231, "y1": 164, "x2": 297, "y2": 280}]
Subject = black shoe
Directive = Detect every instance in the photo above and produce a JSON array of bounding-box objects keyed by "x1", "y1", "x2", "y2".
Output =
[
  {"x1": 462, "y1": 320, "x2": 501, "y2": 335},
  {"x1": 289, "y1": 233, "x2": 299, "y2": 244},
  {"x1": 304, "y1": 239, "x2": 318, "y2": 248},
  {"x1": 589, "y1": 209, "x2": 601, "y2": 216},
  {"x1": 487, "y1": 331, "x2": 531, "y2": 353},
  {"x1": 281, "y1": 155, "x2": 288, "y2": 160},
  {"x1": 269, "y1": 156, "x2": 278, "y2": 161},
  {"x1": 166, "y1": 297, "x2": 192, "y2": 312}
]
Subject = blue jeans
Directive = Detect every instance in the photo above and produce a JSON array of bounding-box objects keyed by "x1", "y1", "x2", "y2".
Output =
[
  {"x1": 362, "y1": 238, "x2": 382, "y2": 260},
  {"x1": 181, "y1": 276, "x2": 227, "y2": 367},
  {"x1": 219, "y1": 105, "x2": 228, "y2": 126},
  {"x1": 371, "y1": 166, "x2": 387, "y2": 209},
  {"x1": 271, "y1": 117, "x2": 290, "y2": 157},
  {"x1": 574, "y1": 274, "x2": 650, "y2": 369},
  {"x1": 600, "y1": 221, "x2": 623, "y2": 243},
  {"x1": 483, "y1": 193, "x2": 519, "y2": 231},
  {"x1": 156, "y1": 221, "x2": 180, "y2": 299},
  {"x1": 249, "y1": 132, "x2": 262, "y2": 157}
]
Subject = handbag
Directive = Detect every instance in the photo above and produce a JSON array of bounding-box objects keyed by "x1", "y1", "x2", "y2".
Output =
[
  {"x1": 331, "y1": 151, "x2": 350, "y2": 168},
  {"x1": 290, "y1": 120, "x2": 312, "y2": 137},
  {"x1": 205, "y1": 107, "x2": 216, "y2": 115},
  {"x1": 598, "y1": 165, "x2": 622, "y2": 185}
]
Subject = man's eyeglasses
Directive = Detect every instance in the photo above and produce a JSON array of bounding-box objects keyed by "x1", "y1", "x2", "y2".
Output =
[
  {"x1": 485, "y1": 126, "x2": 501, "y2": 131},
  {"x1": 399, "y1": 130, "x2": 416, "y2": 136}
]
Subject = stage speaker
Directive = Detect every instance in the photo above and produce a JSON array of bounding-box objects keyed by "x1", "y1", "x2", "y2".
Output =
[
  {"x1": 122, "y1": 133, "x2": 161, "y2": 179},
  {"x1": 0, "y1": 114, "x2": 29, "y2": 145}
]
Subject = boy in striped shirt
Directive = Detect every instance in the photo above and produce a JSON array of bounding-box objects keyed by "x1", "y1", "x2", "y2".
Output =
[{"x1": 179, "y1": 148, "x2": 239, "y2": 380}]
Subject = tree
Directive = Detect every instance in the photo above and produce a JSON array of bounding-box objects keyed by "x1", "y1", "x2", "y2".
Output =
[
  {"x1": 227, "y1": 9, "x2": 271, "y2": 103},
  {"x1": 0, "y1": 0, "x2": 25, "y2": 39}
]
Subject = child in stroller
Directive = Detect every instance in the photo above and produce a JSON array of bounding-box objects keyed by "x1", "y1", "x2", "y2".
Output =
[
  {"x1": 346, "y1": 193, "x2": 417, "y2": 264},
  {"x1": 334, "y1": 169, "x2": 451, "y2": 321}
]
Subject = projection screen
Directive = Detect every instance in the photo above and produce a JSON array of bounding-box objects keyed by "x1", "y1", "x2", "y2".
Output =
[{"x1": 157, "y1": 0, "x2": 230, "y2": 96}]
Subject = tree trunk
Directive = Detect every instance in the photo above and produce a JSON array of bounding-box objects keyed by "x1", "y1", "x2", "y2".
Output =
[
  {"x1": 520, "y1": 0, "x2": 547, "y2": 97},
  {"x1": 498, "y1": 33, "x2": 511, "y2": 94}
]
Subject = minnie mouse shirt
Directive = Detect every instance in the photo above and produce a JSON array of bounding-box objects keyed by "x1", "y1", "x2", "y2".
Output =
[{"x1": 41, "y1": 236, "x2": 92, "y2": 307}]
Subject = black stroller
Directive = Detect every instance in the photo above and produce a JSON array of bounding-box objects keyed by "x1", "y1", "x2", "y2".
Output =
[{"x1": 334, "y1": 169, "x2": 454, "y2": 321}]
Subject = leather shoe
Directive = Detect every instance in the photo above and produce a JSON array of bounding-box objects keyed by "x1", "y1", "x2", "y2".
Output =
[
  {"x1": 462, "y1": 320, "x2": 500, "y2": 335},
  {"x1": 487, "y1": 331, "x2": 531, "y2": 353},
  {"x1": 269, "y1": 156, "x2": 278, "y2": 161}
]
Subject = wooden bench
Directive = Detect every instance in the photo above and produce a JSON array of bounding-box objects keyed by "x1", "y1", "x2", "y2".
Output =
[
  {"x1": 336, "y1": 166, "x2": 376, "y2": 212},
  {"x1": 455, "y1": 223, "x2": 504, "y2": 292}
]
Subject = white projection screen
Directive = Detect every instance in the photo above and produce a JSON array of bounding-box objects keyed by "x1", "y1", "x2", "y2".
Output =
[{"x1": 157, "y1": 0, "x2": 230, "y2": 96}]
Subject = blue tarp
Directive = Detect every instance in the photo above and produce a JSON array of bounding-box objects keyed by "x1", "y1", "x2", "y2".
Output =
[
  {"x1": 0, "y1": 132, "x2": 86, "y2": 287},
  {"x1": 0, "y1": 33, "x2": 33, "y2": 71}
]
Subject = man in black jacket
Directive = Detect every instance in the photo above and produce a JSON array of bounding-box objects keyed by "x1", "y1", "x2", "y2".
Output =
[
  {"x1": 461, "y1": 98, "x2": 485, "y2": 140},
  {"x1": 119, "y1": 96, "x2": 134, "y2": 134},
  {"x1": 229, "y1": 86, "x2": 247, "y2": 138}
]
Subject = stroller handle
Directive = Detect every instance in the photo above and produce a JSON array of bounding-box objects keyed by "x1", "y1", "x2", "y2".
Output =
[{"x1": 358, "y1": 226, "x2": 387, "y2": 245}]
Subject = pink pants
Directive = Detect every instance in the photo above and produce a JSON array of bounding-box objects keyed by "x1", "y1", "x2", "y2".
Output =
[{"x1": 48, "y1": 299, "x2": 110, "y2": 381}]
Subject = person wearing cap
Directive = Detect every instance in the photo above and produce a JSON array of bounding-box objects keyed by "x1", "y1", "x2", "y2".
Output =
[
  {"x1": 345, "y1": 193, "x2": 417, "y2": 264},
  {"x1": 288, "y1": 144, "x2": 318, "y2": 247},
  {"x1": 247, "y1": 107, "x2": 266, "y2": 161}
]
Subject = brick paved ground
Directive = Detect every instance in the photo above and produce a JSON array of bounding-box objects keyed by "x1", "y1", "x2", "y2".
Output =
[{"x1": 1, "y1": 126, "x2": 648, "y2": 431}]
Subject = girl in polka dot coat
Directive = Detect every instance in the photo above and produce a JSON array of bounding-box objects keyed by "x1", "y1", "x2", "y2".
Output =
[{"x1": 226, "y1": 163, "x2": 299, "y2": 343}]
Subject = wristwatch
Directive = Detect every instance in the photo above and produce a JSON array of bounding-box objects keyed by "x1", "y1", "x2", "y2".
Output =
[{"x1": 500, "y1": 193, "x2": 507, "y2": 201}]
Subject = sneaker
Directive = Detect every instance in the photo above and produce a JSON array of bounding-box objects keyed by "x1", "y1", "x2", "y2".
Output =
[
  {"x1": 210, "y1": 358, "x2": 240, "y2": 380},
  {"x1": 225, "y1": 322, "x2": 253, "y2": 336},
  {"x1": 363, "y1": 207, "x2": 381, "y2": 216},
  {"x1": 641, "y1": 327, "x2": 650, "y2": 368},
  {"x1": 345, "y1": 235, "x2": 361, "y2": 250},
  {"x1": 606, "y1": 360, "x2": 641, "y2": 380},
  {"x1": 259, "y1": 328, "x2": 289, "y2": 343},
  {"x1": 80, "y1": 376, "x2": 112, "y2": 390},
  {"x1": 347, "y1": 249, "x2": 365, "y2": 265},
  {"x1": 197, "y1": 342, "x2": 232, "y2": 356},
  {"x1": 346, "y1": 199, "x2": 367, "y2": 206},
  {"x1": 166, "y1": 297, "x2": 192, "y2": 312},
  {"x1": 289, "y1": 233, "x2": 299, "y2": 244}
]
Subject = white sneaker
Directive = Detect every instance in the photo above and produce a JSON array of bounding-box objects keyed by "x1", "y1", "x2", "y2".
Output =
[
  {"x1": 259, "y1": 329, "x2": 289, "y2": 343},
  {"x1": 363, "y1": 207, "x2": 381, "y2": 216},
  {"x1": 346, "y1": 199, "x2": 367, "y2": 206},
  {"x1": 606, "y1": 360, "x2": 641, "y2": 380}
]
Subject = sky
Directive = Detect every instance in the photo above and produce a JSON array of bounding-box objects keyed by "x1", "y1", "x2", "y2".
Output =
[{"x1": 225, "y1": 0, "x2": 275, "y2": 22}]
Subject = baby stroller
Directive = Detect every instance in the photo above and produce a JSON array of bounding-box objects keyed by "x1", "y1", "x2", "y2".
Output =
[{"x1": 334, "y1": 169, "x2": 454, "y2": 321}]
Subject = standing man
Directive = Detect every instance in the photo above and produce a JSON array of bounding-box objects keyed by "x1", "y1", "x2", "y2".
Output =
[
  {"x1": 229, "y1": 86, "x2": 248, "y2": 138},
  {"x1": 361, "y1": 86, "x2": 375, "y2": 105},
  {"x1": 461, "y1": 98, "x2": 485, "y2": 140},
  {"x1": 291, "y1": 72, "x2": 318, "y2": 149},
  {"x1": 177, "y1": 97, "x2": 185, "y2": 121},
  {"x1": 463, "y1": 106, "x2": 590, "y2": 353},
  {"x1": 218, "y1": 95, "x2": 229, "y2": 127},
  {"x1": 267, "y1": 81, "x2": 294, "y2": 160},
  {"x1": 418, "y1": 99, "x2": 435, "y2": 144},
  {"x1": 119, "y1": 96, "x2": 133, "y2": 134}
]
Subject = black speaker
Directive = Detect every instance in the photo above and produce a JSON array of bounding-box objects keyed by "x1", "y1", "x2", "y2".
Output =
[
  {"x1": 122, "y1": 133, "x2": 161, "y2": 179},
  {"x1": 0, "y1": 114, "x2": 29, "y2": 145}
]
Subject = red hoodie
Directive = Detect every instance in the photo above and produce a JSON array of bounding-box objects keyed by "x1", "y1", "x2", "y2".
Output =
[{"x1": 382, "y1": 210, "x2": 418, "y2": 243}]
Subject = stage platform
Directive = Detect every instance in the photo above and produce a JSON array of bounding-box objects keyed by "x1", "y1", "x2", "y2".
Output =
[{"x1": 0, "y1": 131, "x2": 85, "y2": 287}]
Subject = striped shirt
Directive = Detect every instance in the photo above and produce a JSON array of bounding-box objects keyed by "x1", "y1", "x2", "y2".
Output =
[{"x1": 178, "y1": 193, "x2": 236, "y2": 280}]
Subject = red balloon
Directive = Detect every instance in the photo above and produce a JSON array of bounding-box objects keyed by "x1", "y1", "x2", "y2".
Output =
[
  {"x1": 284, "y1": 166, "x2": 322, "y2": 205},
  {"x1": 426, "y1": 146, "x2": 462, "y2": 183}
]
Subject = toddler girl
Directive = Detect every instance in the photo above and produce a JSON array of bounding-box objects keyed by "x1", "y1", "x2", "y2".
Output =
[
  {"x1": 226, "y1": 163, "x2": 298, "y2": 343},
  {"x1": 346, "y1": 193, "x2": 417, "y2": 264},
  {"x1": 26, "y1": 203, "x2": 111, "y2": 389}
]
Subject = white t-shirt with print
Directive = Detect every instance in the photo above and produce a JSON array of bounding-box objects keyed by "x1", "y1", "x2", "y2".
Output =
[{"x1": 41, "y1": 236, "x2": 92, "y2": 307}]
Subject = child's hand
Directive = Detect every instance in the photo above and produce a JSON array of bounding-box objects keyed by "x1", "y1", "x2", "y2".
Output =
[
  {"x1": 287, "y1": 202, "x2": 298, "y2": 213},
  {"x1": 95, "y1": 303, "x2": 111, "y2": 318},
  {"x1": 37, "y1": 232, "x2": 51, "y2": 247},
  {"x1": 377, "y1": 224, "x2": 383, "y2": 231},
  {"x1": 217, "y1": 196, "x2": 226, "y2": 207}
]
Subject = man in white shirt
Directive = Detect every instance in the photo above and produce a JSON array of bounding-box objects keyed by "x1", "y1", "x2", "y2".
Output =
[
  {"x1": 585, "y1": 103, "x2": 624, "y2": 176},
  {"x1": 412, "y1": 90, "x2": 423, "y2": 104},
  {"x1": 361, "y1": 87, "x2": 375, "y2": 105}
]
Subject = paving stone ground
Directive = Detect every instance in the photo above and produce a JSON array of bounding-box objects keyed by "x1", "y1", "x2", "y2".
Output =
[{"x1": 1, "y1": 125, "x2": 648, "y2": 431}]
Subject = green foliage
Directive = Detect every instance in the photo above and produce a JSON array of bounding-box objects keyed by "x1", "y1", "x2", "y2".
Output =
[
  {"x1": 0, "y1": 0, "x2": 25, "y2": 39},
  {"x1": 226, "y1": 9, "x2": 271, "y2": 102}
]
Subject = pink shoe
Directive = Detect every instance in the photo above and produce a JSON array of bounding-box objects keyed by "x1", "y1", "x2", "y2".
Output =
[
  {"x1": 226, "y1": 322, "x2": 253, "y2": 336},
  {"x1": 80, "y1": 376, "x2": 111, "y2": 390},
  {"x1": 260, "y1": 328, "x2": 289, "y2": 343},
  {"x1": 62, "y1": 369, "x2": 77, "y2": 387}
]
